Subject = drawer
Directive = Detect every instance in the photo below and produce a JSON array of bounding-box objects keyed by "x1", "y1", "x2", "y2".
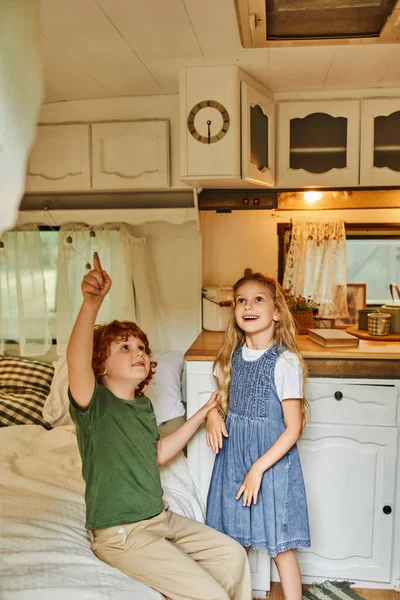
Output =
[{"x1": 305, "y1": 379, "x2": 398, "y2": 426}]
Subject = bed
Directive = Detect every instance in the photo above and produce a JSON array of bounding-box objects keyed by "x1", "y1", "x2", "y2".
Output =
[{"x1": 0, "y1": 354, "x2": 205, "y2": 600}]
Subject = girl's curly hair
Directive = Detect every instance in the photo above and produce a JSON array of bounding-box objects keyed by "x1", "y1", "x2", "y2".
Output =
[{"x1": 92, "y1": 320, "x2": 156, "y2": 396}]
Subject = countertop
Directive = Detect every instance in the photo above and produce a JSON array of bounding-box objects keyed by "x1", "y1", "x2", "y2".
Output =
[{"x1": 184, "y1": 331, "x2": 400, "y2": 378}]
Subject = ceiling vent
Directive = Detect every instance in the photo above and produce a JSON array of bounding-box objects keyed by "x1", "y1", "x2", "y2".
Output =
[{"x1": 235, "y1": 0, "x2": 400, "y2": 48}]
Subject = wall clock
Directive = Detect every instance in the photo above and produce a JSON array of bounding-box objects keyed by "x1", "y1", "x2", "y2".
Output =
[{"x1": 187, "y1": 100, "x2": 230, "y2": 144}]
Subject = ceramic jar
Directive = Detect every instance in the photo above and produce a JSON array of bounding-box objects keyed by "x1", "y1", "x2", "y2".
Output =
[{"x1": 367, "y1": 312, "x2": 391, "y2": 336}]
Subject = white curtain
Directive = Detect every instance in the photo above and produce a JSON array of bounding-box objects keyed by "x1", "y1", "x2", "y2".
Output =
[
  {"x1": 0, "y1": 225, "x2": 52, "y2": 356},
  {"x1": 56, "y1": 223, "x2": 163, "y2": 355},
  {"x1": 127, "y1": 233, "x2": 167, "y2": 352},
  {"x1": 129, "y1": 220, "x2": 201, "y2": 354},
  {"x1": 283, "y1": 217, "x2": 348, "y2": 319}
]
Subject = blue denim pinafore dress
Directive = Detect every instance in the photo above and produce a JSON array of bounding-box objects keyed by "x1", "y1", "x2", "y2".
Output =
[{"x1": 206, "y1": 344, "x2": 311, "y2": 556}]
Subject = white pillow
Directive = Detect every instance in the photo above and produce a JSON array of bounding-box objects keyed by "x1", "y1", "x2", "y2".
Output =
[
  {"x1": 42, "y1": 351, "x2": 185, "y2": 428},
  {"x1": 42, "y1": 355, "x2": 70, "y2": 427},
  {"x1": 146, "y1": 351, "x2": 185, "y2": 425}
]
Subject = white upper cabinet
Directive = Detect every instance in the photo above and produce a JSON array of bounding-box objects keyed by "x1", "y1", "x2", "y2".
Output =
[
  {"x1": 180, "y1": 66, "x2": 275, "y2": 189},
  {"x1": 91, "y1": 121, "x2": 170, "y2": 190},
  {"x1": 25, "y1": 124, "x2": 91, "y2": 192},
  {"x1": 277, "y1": 100, "x2": 360, "y2": 188},
  {"x1": 241, "y1": 82, "x2": 275, "y2": 188},
  {"x1": 360, "y1": 98, "x2": 400, "y2": 186}
]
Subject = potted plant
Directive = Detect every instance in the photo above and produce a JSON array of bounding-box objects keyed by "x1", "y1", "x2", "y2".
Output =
[{"x1": 285, "y1": 294, "x2": 319, "y2": 334}]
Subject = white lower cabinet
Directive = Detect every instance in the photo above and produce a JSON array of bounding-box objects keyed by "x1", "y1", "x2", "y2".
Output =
[
  {"x1": 185, "y1": 362, "x2": 400, "y2": 591},
  {"x1": 295, "y1": 377, "x2": 399, "y2": 586},
  {"x1": 298, "y1": 424, "x2": 397, "y2": 583}
]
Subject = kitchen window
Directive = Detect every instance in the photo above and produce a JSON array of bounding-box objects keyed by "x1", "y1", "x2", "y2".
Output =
[{"x1": 278, "y1": 223, "x2": 400, "y2": 306}]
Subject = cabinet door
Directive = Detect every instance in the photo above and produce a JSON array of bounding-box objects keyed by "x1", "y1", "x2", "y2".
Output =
[
  {"x1": 297, "y1": 424, "x2": 397, "y2": 582},
  {"x1": 180, "y1": 66, "x2": 241, "y2": 186},
  {"x1": 241, "y1": 82, "x2": 275, "y2": 187},
  {"x1": 91, "y1": 121, "x2": 170, "y2": 190},
  {"x1": 360, "y1": 99, "x2": 400, "y2": 186},
  {"x1": 185, "y1": 361, "x2": 270, "y2": 594},
  {"x1": 25, "y1": 124, "x2": 91, "y2": 192},
  {"x1": 277, "y1": 100, "x2": 360, "y2": 187}
]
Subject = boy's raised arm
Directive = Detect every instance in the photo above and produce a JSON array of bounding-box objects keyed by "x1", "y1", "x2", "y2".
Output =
[{"x1": 66, "y1": 252, "x2": 112, "y2": 409}]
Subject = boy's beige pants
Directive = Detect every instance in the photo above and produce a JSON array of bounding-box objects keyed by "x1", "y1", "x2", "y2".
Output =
[{"x1": 88, "y1": 508, "x2": 252, "y2": 600}]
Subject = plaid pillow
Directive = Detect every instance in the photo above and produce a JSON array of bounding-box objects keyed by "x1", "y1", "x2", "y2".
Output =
[{"x1": 0, "y1": 356, "x2": 54, "y2": 428}]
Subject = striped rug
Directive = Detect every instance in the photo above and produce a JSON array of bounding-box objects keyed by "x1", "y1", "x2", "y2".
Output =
[{"x1": 303, "y1": 581, "x2": 365, "y2": 600}]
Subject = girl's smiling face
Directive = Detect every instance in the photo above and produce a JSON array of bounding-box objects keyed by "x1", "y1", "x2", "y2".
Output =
[{"x1": 234, "y1": 280, "x2": 280, "y2": 338}]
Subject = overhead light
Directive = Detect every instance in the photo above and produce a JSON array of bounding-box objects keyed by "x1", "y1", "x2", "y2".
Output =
[{"x1": 304, "y1": 191, "x2": 322, "y2": 204}]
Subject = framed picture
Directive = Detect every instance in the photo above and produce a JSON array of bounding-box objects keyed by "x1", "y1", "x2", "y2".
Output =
[{"x1": 334, "y1": 283, "x2": 367, "y2": 327}]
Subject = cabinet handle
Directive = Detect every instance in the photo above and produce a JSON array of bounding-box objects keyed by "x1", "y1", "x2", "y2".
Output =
[
  {"x1": 383, "y1": 506, "x2": 392, "y2": 515},
  {"x1": 334, "y1": 391, "x2": 343, "y2": 401}
]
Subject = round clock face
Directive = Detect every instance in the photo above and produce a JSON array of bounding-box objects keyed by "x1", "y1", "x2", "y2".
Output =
[{"x1": 187, "y1": 100, "x2": 230, "y2": 144}]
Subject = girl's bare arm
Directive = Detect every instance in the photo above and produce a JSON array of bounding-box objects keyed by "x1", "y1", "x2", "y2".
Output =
[{"x1": 205, "y1": 407, "x2": 229, "y2": 454}]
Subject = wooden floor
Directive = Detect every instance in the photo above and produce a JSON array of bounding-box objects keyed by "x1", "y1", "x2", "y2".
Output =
[{"x1": 254, "y1": 582, "x2": 399, "y2": 599}]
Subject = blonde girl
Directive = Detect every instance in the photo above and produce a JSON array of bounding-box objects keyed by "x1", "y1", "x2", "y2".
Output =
[{"x1": 205, "y1": 270, "x2": 310, "y2": 600}]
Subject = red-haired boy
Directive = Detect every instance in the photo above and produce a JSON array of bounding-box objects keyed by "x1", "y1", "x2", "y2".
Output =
[{"x1": 67, "y1": 252, "x2": 251, "y2": 600}]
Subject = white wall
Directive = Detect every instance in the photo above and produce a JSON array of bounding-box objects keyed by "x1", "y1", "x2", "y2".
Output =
[
  {"x1": 201, "y1": 206, "x2": 400, "y2": 286},
  {"x1": 0, "y1": 0, "x2": 43, "y2": 234},
  {"x1": 38, "y1": 95, "x2": 185, "y2": 190}
]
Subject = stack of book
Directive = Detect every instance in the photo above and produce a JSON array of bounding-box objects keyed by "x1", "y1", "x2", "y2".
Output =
[{"x1": 307, "y1": 328, "x2": 360, "y2": 348}]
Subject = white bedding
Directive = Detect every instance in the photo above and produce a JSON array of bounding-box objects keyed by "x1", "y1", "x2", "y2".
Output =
[{"x1": 0, "y1": 425, "x2": 205, "y2": 599}]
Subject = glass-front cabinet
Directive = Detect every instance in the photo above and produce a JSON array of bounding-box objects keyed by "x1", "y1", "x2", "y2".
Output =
[
  {"x1": 360, "y1": 99, "x2": 400, "y2": 186},
  {"x1": 277, "y1": 100, "x2": 360, "y2": 188},
  {"x1": 241, "y1": 82, "x2": 275, "y2": 187}
]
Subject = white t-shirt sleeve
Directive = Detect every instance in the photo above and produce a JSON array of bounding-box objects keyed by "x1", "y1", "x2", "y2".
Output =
[{"x1": 274, "y1": 350, "x2": 303, "y2": 402}]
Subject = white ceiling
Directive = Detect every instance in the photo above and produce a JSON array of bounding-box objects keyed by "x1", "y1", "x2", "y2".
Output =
[{"x1": 39, "y1": 0, "x2": 400, "y2": 103}]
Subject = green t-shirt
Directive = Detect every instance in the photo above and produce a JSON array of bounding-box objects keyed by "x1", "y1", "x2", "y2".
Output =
[{"x1": 69, "y1": 383, "x2": 164, "y2": 530}]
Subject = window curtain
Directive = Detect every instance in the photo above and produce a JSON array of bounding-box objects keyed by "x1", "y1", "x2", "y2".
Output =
[
  {"x1": 0, "y1": 225, "x2": 51, "y2": 356},
  {"x1": 56, "y1": 223, "x2": 164, "y2": 355},
  {"x1": 283, "y1": 217, "x2": 348, "y2": 319}
]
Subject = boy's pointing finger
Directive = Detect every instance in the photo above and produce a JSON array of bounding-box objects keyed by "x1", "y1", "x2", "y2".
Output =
[{"x1": 93, "y1": 252, "x2": 103, "y2": 273}]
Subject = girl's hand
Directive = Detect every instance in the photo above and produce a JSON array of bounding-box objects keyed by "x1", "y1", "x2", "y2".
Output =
[
  {"x1": 197, "y1": 390, "x2": 219, "y2": 424},
  {"x1": 236, "y1": 464, "x2": 264, "y2": 506},
  {"x1": 206, "y1": 407, "x2": 228, "y2": 454},
  {"x1": 81, "y1": 252, "x2": 112, "y2": 304}
]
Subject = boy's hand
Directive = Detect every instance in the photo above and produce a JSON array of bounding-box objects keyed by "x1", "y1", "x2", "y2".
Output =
[
  {"x1": 197, "y1": 390, "x2": 219, "y2": 425},
  {"x1": 81, "y1": 252, "x2": 112, "y2": 304},
  {"x1": 206, "y1": 404, "x2": 228, "y2": 454}
]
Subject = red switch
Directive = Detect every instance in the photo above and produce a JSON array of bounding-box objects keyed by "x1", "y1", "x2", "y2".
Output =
[
  {"x1": 242, "y1": 198, "x2": 250, "y2": 205},
  {"x1": 253, "y1": 198, "x2": 260, "y2": 205}
]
